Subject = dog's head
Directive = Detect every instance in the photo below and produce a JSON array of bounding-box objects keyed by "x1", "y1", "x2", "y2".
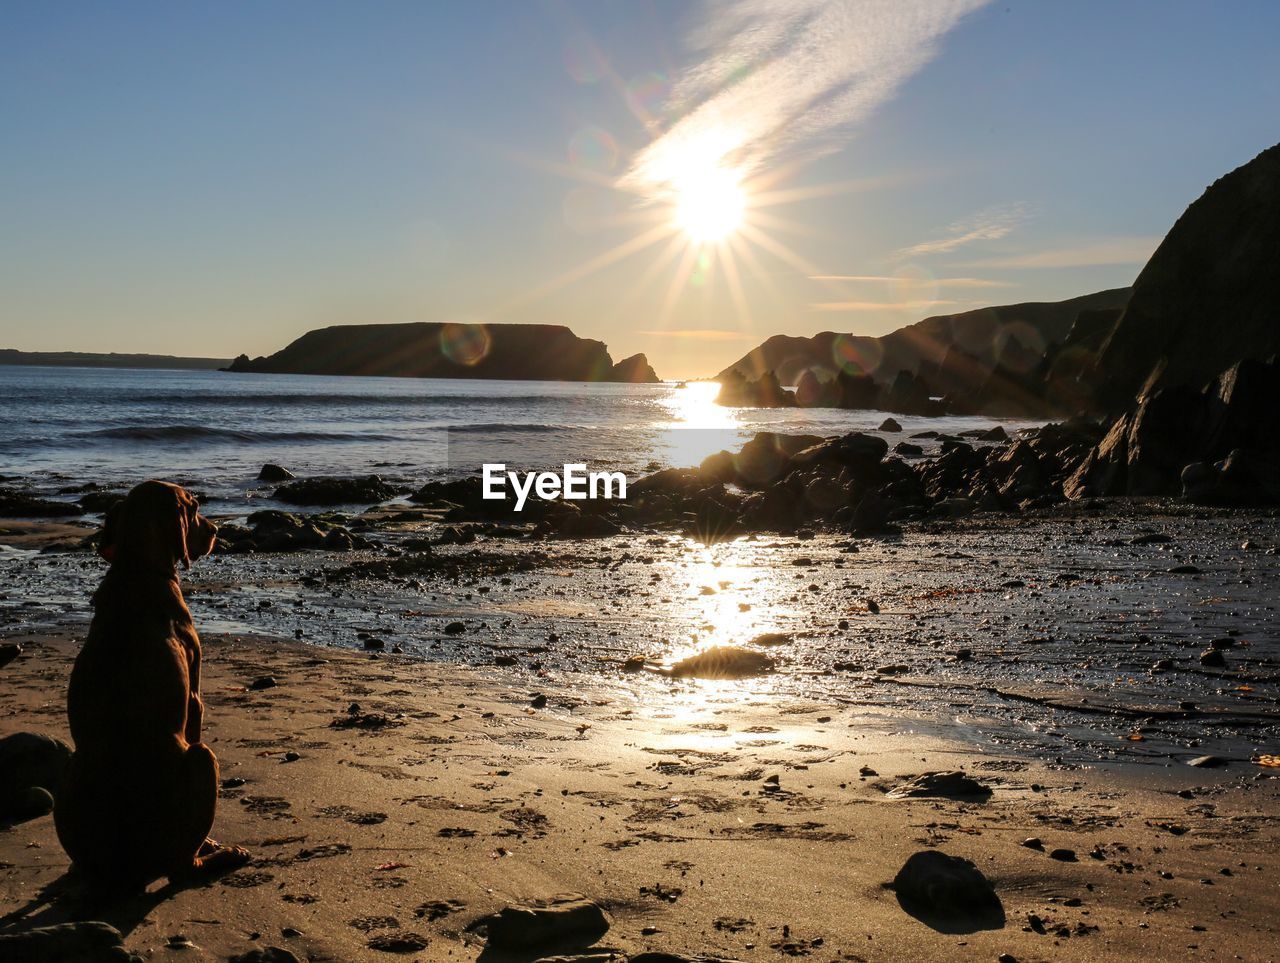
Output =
[{"x1": 98, "y1": 481, "x2": 217, "y2": 570}]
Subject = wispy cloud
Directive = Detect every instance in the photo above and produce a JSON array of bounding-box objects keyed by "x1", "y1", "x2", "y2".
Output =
[
  {"x1": 619, "y1": 0, "x2": 990, "y2": 199},
  {"x1": 809, "y1": 274, "x2": 1015, "y2": 287},
  {"x1": 810, "y1": 299, "x2": 969, "y2": 311},
  {"x1": 955, "y1": 236, "x2": 1161, "y2": 269},
  {"x1": 894, "y1": 203, "x2": 1031, "y2": 259},
  {"x1": 637, "y1": 328, "x2": 757, "y2": 340}
]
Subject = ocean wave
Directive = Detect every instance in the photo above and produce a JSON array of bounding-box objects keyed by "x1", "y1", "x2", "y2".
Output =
[
  {"x1": 71, "y1": 425, "x2": 403, "y2": 444},
  {"x1": 32, "y1": 392, "x2": 590, "y2": 408},
  {"x1": 446, "y1": 423, "x2": 602, "y2": 434}
]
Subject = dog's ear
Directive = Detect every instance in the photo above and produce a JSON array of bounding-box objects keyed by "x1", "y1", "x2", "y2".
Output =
[
  {"x1": 168, "y1": 488, "x2": 193, "y2": 570},
  {"x1": 97, "y1": 501, "x2": 122, "y2": 563}
]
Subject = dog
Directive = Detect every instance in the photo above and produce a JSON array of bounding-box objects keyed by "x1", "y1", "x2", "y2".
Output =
[{"x1": 54, "y1": 480, "x2": 249, "y2": 888}]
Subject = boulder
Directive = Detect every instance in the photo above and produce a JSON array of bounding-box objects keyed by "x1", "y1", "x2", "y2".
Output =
[
  {"x1": 878, "y1": 417, "x2": 903, "y2": 432},
  {"x1": 790, "y1": 433, "x2": 889, "y2": 478},
  {"x1": 258, "y1": 464, "x2": 295, "y2": 482},
  {"x1": 732, "y1": 432, "x2": 823, "y2": 486}
]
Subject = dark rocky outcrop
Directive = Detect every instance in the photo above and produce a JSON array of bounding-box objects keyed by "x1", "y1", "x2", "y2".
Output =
[
  {"x1": 272, "y1": 475, "x2": 404, "y2": 506},
  {"x1": 215, "y1": 510, "x2": 376, "y2": 554},
  {"x1": 1091, "y1": 142, "x2": 1280, "y2": 410},
  {"x1": 715, "y1": 369, "x2": 795, "y2": 407},
  {"x1": 226, "y1": 322, "x2": 661, "y2": 383},
  {"x1": 0, "y1": 487, "x2": 82, "y2": 518}
]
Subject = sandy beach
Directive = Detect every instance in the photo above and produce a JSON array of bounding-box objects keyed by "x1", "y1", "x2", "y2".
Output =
[{"x1": 3, "y1": 504, "x2": 1280, "y2": 962}]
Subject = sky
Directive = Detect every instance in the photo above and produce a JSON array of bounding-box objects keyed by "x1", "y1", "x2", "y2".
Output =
[{"x1": 2, "y1": 1, "x2": 1278, "y2": 380}]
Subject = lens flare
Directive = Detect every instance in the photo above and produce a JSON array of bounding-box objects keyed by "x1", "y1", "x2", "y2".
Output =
[{"x1": 439, "y1": 322, "x2": 491, "y2": 367}]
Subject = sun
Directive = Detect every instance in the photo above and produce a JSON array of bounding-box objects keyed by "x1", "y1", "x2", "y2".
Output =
[{"x1": 673, "y1": 165, "x2": 745, "y2": 244}]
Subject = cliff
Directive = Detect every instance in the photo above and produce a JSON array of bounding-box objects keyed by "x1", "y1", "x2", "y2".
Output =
[
  {"x1": 715, "y1": 289, "x2": 1132, "y2": 391},
  {"x1": 1091, "y1": 142, "x2": 1280, "y2": 410},
  {"x1": 226, "y1": 322, "x2": 660, "y2": 383}
]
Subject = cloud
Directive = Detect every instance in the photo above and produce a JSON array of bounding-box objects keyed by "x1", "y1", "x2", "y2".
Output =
[
  {"x1": 637, "y1": 328, "x2": 758, "y2": 340},
  {"x1": 810, "y1": 299, "x2": 969, "y2": 311},
  {"x1": 809, "y1": 275, "x2": 1015, "y2": 287},
  {"x1": 894, "y1": 203, "x2": 1031, "y2": 259},
  {"x1": 619, "y1": 0, "x2": 991, "y2": 199},
  {"x1": 954, "y1": 235, "x2": 1161, "y2": 269}
]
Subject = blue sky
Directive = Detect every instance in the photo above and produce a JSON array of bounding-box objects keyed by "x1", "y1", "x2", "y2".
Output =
[{"x1": 2, "y1": 1, "x2": 1277, "y2": 378}]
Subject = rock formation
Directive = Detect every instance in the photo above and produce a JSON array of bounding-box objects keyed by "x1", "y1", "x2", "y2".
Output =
[
  {"x1": 607, "y1": 352, "x2": 661, "y2": 383},
  {"x1": 714, "y1": 289, "x2": 1131, "y2": 412},
  {"x1": 1091, "y1": 142, "x2": 1280, "y2": 410},
  {"x1": 226, "y1": 322, "x2": 660, "y2": 383}
]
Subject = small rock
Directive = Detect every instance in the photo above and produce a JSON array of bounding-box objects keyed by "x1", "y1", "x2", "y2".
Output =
[
  {"x1": 1049, "y1": 848, "x2": 1077, "y2": 862},
  {"x1": 443, "y1": 621, "x2": 466, "y2": 635},
  {"x1": 473, "y1": 894, "x2": 610, "y2": 951},
  {"x1": 231, "y1": 949, "x2": 301, "y2": 963},
  {"x1": 1187, "y1": 755, "x2": 1226, "y2": 768},
  {"x1": 1199, "y1": 648, "x2": 1226, "y2": 667},
  {"x1": 892, "y1": 850, "x2": 1000, "y2": 916},
  {"x1": 878, "y1": 417, "x2": 903, "y2": 433},
  {"x1": 886, "y1": 771, "x2": 991, "y2": 800},
  {"x1": 0, "y1": 642, "x2": 23, "y2": 669},
  {"x1": 1022, "y1": 837, "x2": 1043, "y2": 850},
  {"x1": 249, "y1": 676, "x2": 277, "y2": 691},
  {"x1": 258, "y1": 464, "x2": 296, "y2": 482}
]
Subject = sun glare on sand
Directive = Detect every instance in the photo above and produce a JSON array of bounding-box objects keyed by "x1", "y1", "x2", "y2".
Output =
[{"x1": 673, "y1": 164, "x2": 745, "y2": 244}]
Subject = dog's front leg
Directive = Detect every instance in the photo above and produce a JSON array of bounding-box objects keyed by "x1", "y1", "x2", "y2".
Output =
[{"x1": 185, "y1": 693, "x2": 204, "y2": 745}]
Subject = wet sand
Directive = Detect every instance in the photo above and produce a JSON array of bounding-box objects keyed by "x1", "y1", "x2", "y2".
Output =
[{"x1": 2, "y1": 505, "x2": 1280, "y2": 960}]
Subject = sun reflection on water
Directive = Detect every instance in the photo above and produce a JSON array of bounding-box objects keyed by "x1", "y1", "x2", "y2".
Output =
[{"x1": 651, "y1": 381, "x2": 744, "y2": 468}]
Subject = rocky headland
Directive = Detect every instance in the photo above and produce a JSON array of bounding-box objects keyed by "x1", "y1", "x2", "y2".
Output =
[{"x1": 226, "y1": 322, "x2": 661, "y2": 383}]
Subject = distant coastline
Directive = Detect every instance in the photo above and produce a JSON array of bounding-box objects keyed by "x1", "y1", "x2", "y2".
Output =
[{"x1": 0, "y1": 349, "x2": 230, "y2": 371}]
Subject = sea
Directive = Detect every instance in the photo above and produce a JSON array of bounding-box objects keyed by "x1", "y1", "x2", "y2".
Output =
[{"x1": 0, "y1": 365, "x2": 1039, "y2": 509}]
